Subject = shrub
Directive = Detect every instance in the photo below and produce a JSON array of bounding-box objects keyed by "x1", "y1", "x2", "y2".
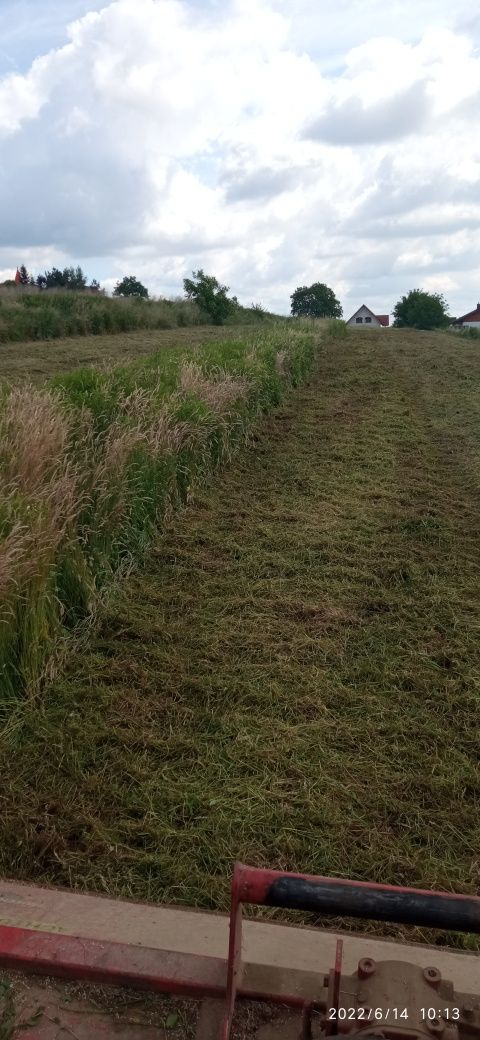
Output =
[
  {"x1": 183, "y1": 270, "x2": 236, "y2": 325},
  {"x1": 393, "y1": 290, "x2": 450, "y2": 330}
]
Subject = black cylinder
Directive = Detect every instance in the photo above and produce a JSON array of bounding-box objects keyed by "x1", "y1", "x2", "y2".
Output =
[{"x1": 266, "y1": 877, "x2": 480, "y2": 933}]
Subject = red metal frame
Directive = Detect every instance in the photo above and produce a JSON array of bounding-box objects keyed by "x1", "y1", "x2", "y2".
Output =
[
  {"x1": 231, "y1": 863, "x2": 480, "y2": 921},
  {"x1": 220, "y1": 863, "x2": 480, "y2": 1040},
  {"x1": 0, "y1": 865, "x2": 479, "y2": 1040},
  {"x1": 0, "y1": 923, "x2": 225, "y2": 997},
  {"x1": 325, "y1": 940, "x2": 343, "y2": 1037}
]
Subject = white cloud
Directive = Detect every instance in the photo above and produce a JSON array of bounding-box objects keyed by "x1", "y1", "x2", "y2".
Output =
[
  {"x1": 0, "y1": 0, "x2": 479, "y2": 317},
  {"x1": 305, "y1": 81, "x2": 432, "y2": 145}
]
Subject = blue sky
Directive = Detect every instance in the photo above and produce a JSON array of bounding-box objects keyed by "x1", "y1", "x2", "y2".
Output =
[
  {"x1": 1, "y1": 0, "x2": 479, "y2": 316},
  {"x1": 0, "y1": 1, "x2": 104, "y2": 73}
]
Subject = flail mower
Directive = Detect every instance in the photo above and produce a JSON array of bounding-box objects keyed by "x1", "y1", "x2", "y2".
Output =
[{"x1": 0, "y1": 862, "x2": 478, "y2": 1038}]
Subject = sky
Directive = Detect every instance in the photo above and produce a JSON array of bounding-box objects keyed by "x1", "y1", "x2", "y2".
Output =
[{"x1": 0, "y1": 0, "x2": 479, "y2": 317}]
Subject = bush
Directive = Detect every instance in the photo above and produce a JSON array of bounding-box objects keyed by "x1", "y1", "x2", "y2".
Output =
[
  {"x1": 183, "y1": 270, "x2": 236, "y2": 325},
  {"x1": 393, "y1": 290, "x2": 450, "y2": 330}
]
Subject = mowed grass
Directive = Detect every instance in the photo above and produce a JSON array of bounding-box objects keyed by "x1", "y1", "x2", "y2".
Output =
[
  {"x1": 1, "y1": 328, "x2": 479, "y2": 947},
  {"x1": 0, "y1": 325, "x2": 260, "y2": 385}
]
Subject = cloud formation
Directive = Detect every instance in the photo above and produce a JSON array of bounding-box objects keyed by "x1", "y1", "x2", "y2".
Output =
[
  {"x1": 0, "y1": 0, "x2": 479, "y2": 317},
  {"x1": 305, "y1": 81, "x2": 432, "y2": 145}
]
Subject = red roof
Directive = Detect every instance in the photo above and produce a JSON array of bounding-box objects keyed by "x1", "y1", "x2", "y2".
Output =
[
  {"x1": 457, "y1": 305, "x2": 480, "y2": 323},
  {"x1": 375, "y1": 314, "x2": 389, "y2": 327}
]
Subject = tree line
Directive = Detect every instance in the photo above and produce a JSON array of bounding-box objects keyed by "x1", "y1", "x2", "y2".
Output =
[
  {"x1": 290, "y1": 281, "x2": 453, "y2": 330},
  {"x1": 3, "y1": 264, "x2": 102, "y2": 292},
  {"x1": 1, "y1": 267, "x2": 265, "y2": 326},
  {"x1": 4, "y1": 265, "x2": 455, "y2": 330}
]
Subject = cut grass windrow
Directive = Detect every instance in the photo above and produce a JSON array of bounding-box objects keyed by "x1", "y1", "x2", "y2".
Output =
[
  {"x1": 0, "y1": 328, "x2": 479, "y2": 950},
  {"x1": 0, "y1": 328, "x2": 314, "y2": 699}
]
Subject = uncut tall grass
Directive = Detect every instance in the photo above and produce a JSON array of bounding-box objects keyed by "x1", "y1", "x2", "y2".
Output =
[
  {"x1": 0, "y1": 329, "x2": 314, "y2": 702},
  {"x1": 0, "y1": 290, "x2": 281, "y2": 345}
]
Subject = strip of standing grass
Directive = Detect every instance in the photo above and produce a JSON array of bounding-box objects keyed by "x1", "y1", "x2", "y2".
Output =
[
  {"x1": 0, "y1": 290, "x2": 280, "y2": 347},
  {"x1": 0, "y1": 328, "x2": 479, "y2": 948},
  {"x1": 0, "y1": 325, "x2": 264, "y2": 386},
  {"x1": 0, "y1": 328, "x2": 313, "y2": 700}
]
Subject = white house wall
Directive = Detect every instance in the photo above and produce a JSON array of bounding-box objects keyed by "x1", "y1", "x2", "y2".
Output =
[{"x1": 346, "y1": 305, "x2": 381, "y2": 327}]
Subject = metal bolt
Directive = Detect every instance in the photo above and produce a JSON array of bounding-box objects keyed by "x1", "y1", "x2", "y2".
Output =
[
  {"x1": 358, "y1": 957, "x2": 376, "y2": 978},
  {"x1": 462, "y1": 1005, "x2": 474, "y2": 1020},
  {"x1": 423, "y1": 966, "x2": 441, "y2": 987},
  {"x1": 427, "y1": 1018, "x2": 444, "y2": 1035}
]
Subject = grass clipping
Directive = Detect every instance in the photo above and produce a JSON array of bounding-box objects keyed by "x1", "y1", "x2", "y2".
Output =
[{"x1": 0, "y1": 329, "x2": 314, "y2": 700}]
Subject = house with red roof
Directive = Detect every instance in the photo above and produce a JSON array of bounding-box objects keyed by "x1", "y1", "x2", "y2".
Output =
[
  {"x1": 454, "y1": 304, "x2": 480, "y2": 328},
  {"x1": 346, "y1": 304, "x2": 389, "y2": 327}
]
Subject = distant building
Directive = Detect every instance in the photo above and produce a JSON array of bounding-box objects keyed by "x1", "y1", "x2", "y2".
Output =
[
  {"x1": 454, "y1": 304, "x2": 480, "y2": 328},
  {"x1": 346, "y1": 304, "x2": 389, "y2": 327}
]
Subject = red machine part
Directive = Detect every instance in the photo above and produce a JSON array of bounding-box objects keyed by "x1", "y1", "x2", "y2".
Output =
[
  {"x1": 221, "y1": 864, "x2": 480, "y2": 1040},
  {"x1": 0, "y1": 869, "x2": 479, "y2": 1038}
]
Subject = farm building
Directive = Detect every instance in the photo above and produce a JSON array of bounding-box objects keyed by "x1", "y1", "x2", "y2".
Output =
[
  {"x1": 346, "y1": 304, "x2": 389, "y2": 327},
  {"x1": 454, "y1": 304, "x2": 480, "y2": 328}
]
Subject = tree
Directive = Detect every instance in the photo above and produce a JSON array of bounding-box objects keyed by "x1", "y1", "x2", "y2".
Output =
[
  {"x1": 183, "y1": 269, "x2": 236, "y2": 325},
  {"x1": 290, "y1": 282, "x2": 342, "y2": 319},
  {"x1": 18, "y1": 264, "x2": 30, "y2": 285},
  {"x1": 40, "y1": 266, "x2": 88, "y2": 290},
  {"x1": 65, "y1": 265, "x2": 87, "y2": 290},
  {"x1": 393, "y1": 289, "x2": 450, "y2": 330},
  {"x1": 44, "y1": 267, "x2": 66, "y2": 289},
  {"x1": 113, "y1": 275, "x2": 149, "y2": 299}
]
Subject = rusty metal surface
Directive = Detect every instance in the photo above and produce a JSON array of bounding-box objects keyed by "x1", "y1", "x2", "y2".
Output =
[
  {"x1": 221, "y1": 864, "x2": 480, "y2": 1040},
  {"x1": 0, "y1": 879, "x2": 478, "y2": 993},
  {"x1": 0, "y1": 875, "x2": 479, "y2": 1040}
]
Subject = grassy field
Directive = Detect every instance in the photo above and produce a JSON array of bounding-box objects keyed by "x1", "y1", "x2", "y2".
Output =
[
  {"x1": 0, "y1": 291, "x2": 206, "y2": 345},
  {"x1": 0, "y1": 328, "x2": 313, "y2": 698},
  {"x1": 0, "y1": 325, "x2": 265, "y2": 385},
  {"x1": 0, "y1": 289, "x2": 279, "y2": 349},
  {"x1": 0, "y1": 327, "x2": 479, "y2": 948}
]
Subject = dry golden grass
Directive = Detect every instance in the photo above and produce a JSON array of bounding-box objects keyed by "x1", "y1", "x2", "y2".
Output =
[
  {"x1": 0, "y1": 521, "x2": 30, "y2": 594},
  {"x1": 1, "y1": 386, "x2": 70, "y2": 491},
  {"x1": 179, "y1": 362, "x2": 249, "y2": 415}
]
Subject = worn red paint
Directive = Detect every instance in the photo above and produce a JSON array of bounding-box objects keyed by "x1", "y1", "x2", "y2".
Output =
[{"x1": 0, "y1": 924, "x2": 225, "y2": 996}]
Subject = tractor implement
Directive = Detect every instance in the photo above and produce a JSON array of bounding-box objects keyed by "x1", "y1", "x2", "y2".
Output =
[{"x1": 0, "y1": 864, "x2": 478, "y2": 1038}]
